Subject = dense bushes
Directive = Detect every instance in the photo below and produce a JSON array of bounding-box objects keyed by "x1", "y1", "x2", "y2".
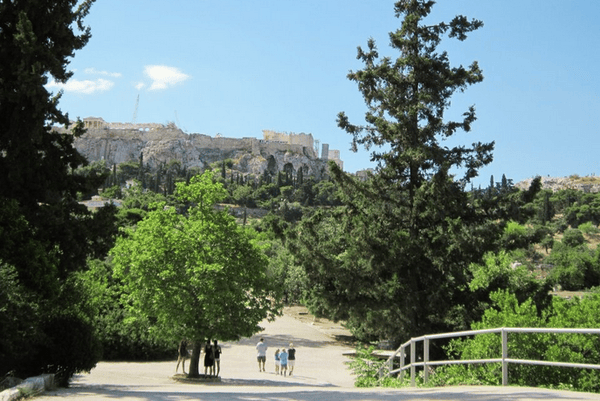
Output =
[
  {"x1": 80, "y1": 259, "x2": 175, "y2": 361},
  {"x1": 436, "y1": 291, "x2": 600, "y2": 392},
  {"x1": 36, "y1": 314, "x2": 102, "y2": 387},
  {"x1": 353, "y1": 291, "x2": 600, "y2": 393}
]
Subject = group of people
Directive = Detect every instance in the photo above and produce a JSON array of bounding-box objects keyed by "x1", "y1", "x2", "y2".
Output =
[
  {"x1": 175, "y1": 337, "x2": 297, "y2": 378},
  {"x1": 256, "y1": 337, "x2": 296, "y2": 376},
  {"x1": 175, "y1": 339, "x2": 222, "y2": 377}
]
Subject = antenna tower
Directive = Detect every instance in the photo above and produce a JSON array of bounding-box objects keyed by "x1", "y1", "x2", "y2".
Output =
[{"x1": 132, "y1": 94, "x2": 139, "y2": 123}]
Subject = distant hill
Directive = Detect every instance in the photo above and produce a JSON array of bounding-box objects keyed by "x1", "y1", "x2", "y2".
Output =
[{"x1": 516, "y1": 175, "x2": 600, "y2": 193}]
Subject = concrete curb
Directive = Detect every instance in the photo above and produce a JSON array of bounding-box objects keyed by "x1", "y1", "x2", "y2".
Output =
[{"x1": 0, "y1": 374, "x2": 54, "y2": 401}]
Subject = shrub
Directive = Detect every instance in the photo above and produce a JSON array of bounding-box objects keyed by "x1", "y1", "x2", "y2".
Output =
[
  {"x1": 562, "y1": 229, "x2": 585, "y2": 247},
  {"x1": 435, "y1": 292, "x2": 600, "y2": 392},
  {"x1": 546, "y1": 243, "x2": 595, "y2": 290},
  {"x1": 501, "y1": 221, "x2": 529, "y2": 250},
  {"x1": 37, "y1": 314, "x2": 102, "y2": 387},
  {"x1": 578, "y1": 222, "x2": 599, "y2": 235}
]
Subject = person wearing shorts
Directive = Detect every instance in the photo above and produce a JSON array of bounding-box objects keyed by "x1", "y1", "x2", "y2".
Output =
[
  {"x1": 256, "y1": 337, "x2": 267, "y2": 372},
  {"x1": 287, "y1": 342, "x2": 296, "y2": 375},
  {"x1": 274, "y1": 349, "x2": 281, "y2": 374},
  {"x1": 279, "y1": 348, "x2": 288, "y2": 376}
]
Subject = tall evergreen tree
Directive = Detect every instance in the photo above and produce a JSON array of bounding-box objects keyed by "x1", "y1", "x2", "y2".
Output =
[
  {"x1": 0, "y1": 0, "x2": 106, "y2": 383},
  {"x1": 292, "y1": 0, "x2": 495, "y2": 343}
]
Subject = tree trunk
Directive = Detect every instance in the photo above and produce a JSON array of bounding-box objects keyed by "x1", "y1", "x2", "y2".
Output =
[{"x1": 188, "y1": 341, "x2": 202, "y2": 378}]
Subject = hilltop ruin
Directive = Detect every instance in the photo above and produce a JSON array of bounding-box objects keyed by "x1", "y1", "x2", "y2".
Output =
[{"x1": 59, "y1": 117, "x2": 344, "y2": 180}]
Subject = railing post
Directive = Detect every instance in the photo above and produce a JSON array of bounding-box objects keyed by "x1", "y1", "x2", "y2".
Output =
[
  {"x1": 502, "y1": 328, "x2": 508, "y2": 386},
  {"x1": 410, "y1": 339, "x2": 416, "y2": 387},
  {"x1": 424, "y1": 336, "x2": 430, "y2": 384},
  {"x1": 399, "y1": 346, "x2": 405, "y2": 381}
]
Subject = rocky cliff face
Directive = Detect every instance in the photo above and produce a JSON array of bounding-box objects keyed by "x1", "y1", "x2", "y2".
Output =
[
  {"x1": 516, "y1": 176, "x2": 600, "y2": 193},
  {"x1": 68, "y1": 124, "x2": 332, "y2": 180}
]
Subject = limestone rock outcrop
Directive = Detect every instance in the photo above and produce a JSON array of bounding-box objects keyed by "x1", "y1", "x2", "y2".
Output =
[
  {"x1": 516, "y1": 176, "x2": 600, "y2": 193},
  {"x1": 58, "y1": 118, "x2": 343, "y2": 180}
]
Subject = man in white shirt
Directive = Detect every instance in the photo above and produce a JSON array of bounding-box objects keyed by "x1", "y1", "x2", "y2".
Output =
[{"x1": 256, "y1": 337, "x2": 267, "y2": 372}]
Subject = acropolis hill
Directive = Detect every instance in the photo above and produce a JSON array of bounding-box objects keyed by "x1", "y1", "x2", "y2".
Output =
[{"x1": 61, "y1": 117, "x2": 344, "y2": 180}]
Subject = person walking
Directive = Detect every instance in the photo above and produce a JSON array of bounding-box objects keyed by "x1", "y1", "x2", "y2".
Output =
[
  {"x1": 288, "y1": 342, "x2": 296, "y2": 376},
  {"x1": 279, "y1": 348, "x2": 288, "y2": 376},
  {"x1": 175, "y1": 339, "x2": 188, "y2": 374},
  {"x1": 256, "y1": 337, "x2": 267, "y2": 372},
  {"x1": 274, "y1": 349, "x2": 280, "y2": 375}
]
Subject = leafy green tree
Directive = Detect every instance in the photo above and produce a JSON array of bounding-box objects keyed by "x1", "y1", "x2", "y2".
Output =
[
  {"x1": 563, "y1": 193, "x2": 600, "y2": 228},
  {"x1": 500, "y1": 221, "x2": 529, "y2": 250},
  {"x1": 256, "y1": 232, "x2": 308, "y2": 304},
  {"x1": 291, "y1": 0, "x2": 494, "y2": 343},
  {"x1": 561, "y1": 228, "x2": 585, "y2": 247},
  {"x1": 111, "y1": 171, "x2": 281, "y2": 377},
  {"x1": 546, "y1": 241, "x2": 596, "y2": 290},
  {"x1": 468, "y1": 251, "x2": 552, "y2": 315},
  {"x1": 232, "y1": 184, "x2": 255, "y2": 224}
]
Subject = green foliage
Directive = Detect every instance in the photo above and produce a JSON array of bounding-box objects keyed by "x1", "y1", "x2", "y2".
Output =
[
  {"x1": 312, "y1": 180, "x2": 342, "y2": 206},
  {"x1": 257, "y1": 232, "x2": 309, "y2": 304},
  {"x1": 436, "y1": 291, "x2": 600, "y2": 392},
  {"x1": 288, "y1": 0, "x2": 495, "y2": 344},
  {"x1": 578, "y1": 221, "x2": 600, "y2": 235},
  {"x1": 348, "y1": 346, "x2": 384, "y2": 387},
  {"x1": 468, "y1": 251, "x2": 549, "y2": 301},
  {"x1": 79, "y1": 259, "x2": 174, "y2": 361},
  {"x1": 563, "y1": 193, "x2": 600, "y2": 227},
  {"x1": 101, "y1": 185, "x2": 122, "y2": 199},
  {"x1": 0, "y1": 262, "x2": 41, "y2": 377},
  {"x1": 111, "y1": 171, "x2": 281, "y2": 376},
  {"x1": 500, "y1": 221, "x2": 529, "y2": 250},
  {"x1": 36, "y1": 313, "x2": 102, "y2": 387},
  {"x1": 546, "y1": 242, "x2": 596, "y2": 290},
  {"x1": 562, "y1": 229, "x2": 585, "y2": 247},
  {"x1": 0, "y1": 0, "x2": 110, "y2": 383}
]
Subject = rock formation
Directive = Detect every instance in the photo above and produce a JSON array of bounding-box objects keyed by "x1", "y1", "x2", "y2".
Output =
[
  {"x1": 516, "y1": 175, "x2": 600, "y2": 193},
  {"x1": 57, "y1": 118, "x2": 344, "y2": 180}
]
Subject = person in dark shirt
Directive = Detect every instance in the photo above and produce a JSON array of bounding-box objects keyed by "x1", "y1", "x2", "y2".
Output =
[
  {"x1": 204, "y1": 341, "x2": 215, "y2": 376},
  {"x1": 176, "y1": 339, "x2": 188, "y2": 374},
  {"x1": 213, "y1": 340, "x2": 222, "y2": 377},
  {"x1": 288, "y1": 342, "x2": 296, "y2": 376}
]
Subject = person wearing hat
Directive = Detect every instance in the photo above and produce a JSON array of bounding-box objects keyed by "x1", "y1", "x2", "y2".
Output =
[{"x1": 287, "y1": 342, "x2": 296, "y2": 375}]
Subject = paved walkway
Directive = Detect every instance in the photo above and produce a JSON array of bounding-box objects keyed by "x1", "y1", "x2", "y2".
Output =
[{"x1": 32, "y1": 314, "x2": 599, "y2": 401}]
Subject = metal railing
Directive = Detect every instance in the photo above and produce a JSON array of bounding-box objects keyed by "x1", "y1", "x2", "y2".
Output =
[{"x1": 377, "y1": 327, "x2": 600, "y2": 386}]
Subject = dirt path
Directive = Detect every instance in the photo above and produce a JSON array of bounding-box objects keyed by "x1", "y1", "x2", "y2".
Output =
[{"x1": 31, "y1": 308, "x2": 599, "y2": 401}]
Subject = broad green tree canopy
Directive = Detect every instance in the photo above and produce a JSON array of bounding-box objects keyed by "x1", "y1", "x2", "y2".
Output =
[{"x1": 112, "y1": 171, "x2": 281, "y2": 345}]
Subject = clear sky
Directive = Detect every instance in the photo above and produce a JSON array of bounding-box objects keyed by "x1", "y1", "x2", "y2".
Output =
[{"x1": 48, "y1": 0, "x2": 600, "y2": 187}]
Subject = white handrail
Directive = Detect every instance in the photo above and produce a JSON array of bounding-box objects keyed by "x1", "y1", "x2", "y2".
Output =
[{"x1": 376, "y1": 327, "x2": 600, "y2": 386}]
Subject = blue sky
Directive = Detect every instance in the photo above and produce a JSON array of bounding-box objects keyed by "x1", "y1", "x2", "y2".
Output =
[{"x1": 49, "y1": 0, "x2": 599, "y2": 187}]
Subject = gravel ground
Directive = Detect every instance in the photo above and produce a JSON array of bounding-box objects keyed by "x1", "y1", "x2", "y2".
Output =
[{"x1": 30, "y1": 310, "x2": 599, "y2": 401}]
